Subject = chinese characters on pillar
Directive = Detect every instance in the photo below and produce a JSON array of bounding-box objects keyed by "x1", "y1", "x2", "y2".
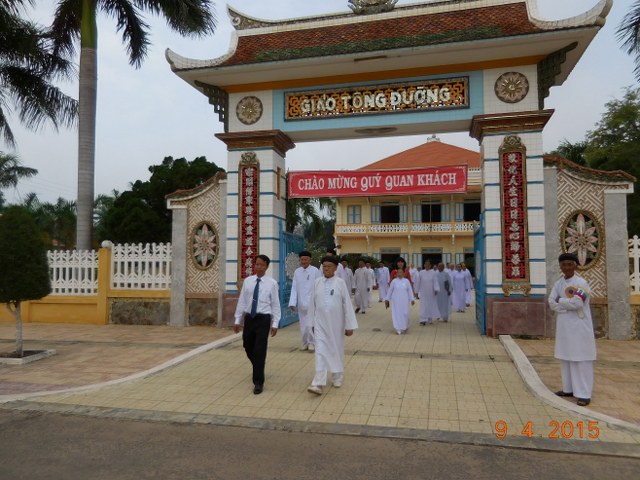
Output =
[
  {"x1": 239, "y1": 152, "x2": 259, "y2": 280},
  {"x1": 499, "y1": 136, "x2": 530, "y2": 296}
]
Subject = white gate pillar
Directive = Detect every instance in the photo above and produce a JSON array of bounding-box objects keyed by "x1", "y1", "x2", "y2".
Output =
[
  {"x1": 471, "y1": 110, "x2": 553, "y2": 336},
  {"x1": 216, "y1": 131, "x2": 294, "y2": 324}
]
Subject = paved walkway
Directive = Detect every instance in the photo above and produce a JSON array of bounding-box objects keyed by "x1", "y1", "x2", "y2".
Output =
[{"x1": 1, "y1": 301, "x2": 639, "y2": 458}]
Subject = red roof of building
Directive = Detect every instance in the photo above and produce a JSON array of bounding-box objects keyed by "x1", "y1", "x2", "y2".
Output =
[
  {"x1": 218, "y1": 3, "x2": 541, "y2": 67},
  {"x1": 359, "y1": 138, "x2": 480, "y2": 170}
]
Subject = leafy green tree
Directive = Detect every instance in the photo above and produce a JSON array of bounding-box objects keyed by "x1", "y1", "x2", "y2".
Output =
[
  {"x1": 0, "y1": 152, "x2": 37, "y2": 187},
  {"x1": 0, "y1": 1, "x2": 77, "y2": 147},
  {"x1": 618, "y1": 1, "x2": 640, "y2": 82},
  {"x1": 548, "y1": 139, "x2": 588, "y2": 166},
  {"x1": 101, "y1": 156, "x2": 223, "y2": 244},
  {"x1": 21, "y1": 193, "x2": 77, "y2": 248},
  {"x1": 0, "y1": 206, "x2": 51, "y2": 356},
  {"x1": 49, "y1": 0, "x2": 217, "y2": 250},
  {"x1": 584, "y1": 86, "x2": 640, "y2": 236},
  {"x1": 285, "y1": 173, "x2": 336, "y2": 235}
]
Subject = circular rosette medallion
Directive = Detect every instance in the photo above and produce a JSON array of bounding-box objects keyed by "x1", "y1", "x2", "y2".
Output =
[
  {"x1": 285, "y1": 252, "x2": 300, "y2": 280},
  {"x1": 494, "y1": 72, "x2": 529, "y2": 103},
  {"x1": 192, "y1": 222, "x2": 218, "y2": 270},
  {"x1": 561, "y1": 211, "x2": 601, "y2": 270}
]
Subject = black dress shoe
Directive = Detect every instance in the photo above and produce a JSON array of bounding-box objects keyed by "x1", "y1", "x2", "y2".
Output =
[
  {"x1": 576, "y1": 398, "x2": 591, "y2": 406},
  {"x1": 555, "y1": 390, "x2": 573, "y2": 397},
  {"x1": 253, "y1": 384, "x2": 263, "y2": 395}
]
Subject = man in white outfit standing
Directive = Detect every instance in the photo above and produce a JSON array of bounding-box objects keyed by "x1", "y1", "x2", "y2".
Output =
[
  {"x1": 289, "y1": 250, "x2": 321, "y2": 352},
  {"x1": 307, "y1": 255, "x2": 358, "y2": 395},
  {"x1": 376, "y1": 261, "x2": 390, "y2": 302},
  {"x1": 548, "y1": 252, "x2": 596, "y2": 406},
  {"x1": 353, "y1": 258, "x2": 371, "y2": 314}
]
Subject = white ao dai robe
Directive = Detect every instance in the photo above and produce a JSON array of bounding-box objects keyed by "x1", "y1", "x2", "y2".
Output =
[
  {"x1": 308, "y1": 275, "x2": 359, "y2": 376},
  {"x1": 386, "y1": 277, "x2": 414, "y2": 332},
  {"x1": 451, "y1": 270, "x2": 470, "y2": 311},
  {"x1": 414, "y1": 269, "x2": 440, "y2": 323},
  {"x1": 289, "y1": 265, "x2": 321, "y2": 348}
]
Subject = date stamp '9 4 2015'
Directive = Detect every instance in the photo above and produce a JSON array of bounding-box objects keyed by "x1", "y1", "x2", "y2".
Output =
[{"x1": 494, "y1": 420, "x2": 600, "y2": 439}]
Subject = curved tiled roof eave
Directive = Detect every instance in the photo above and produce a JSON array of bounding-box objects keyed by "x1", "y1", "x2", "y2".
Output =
[
  {"x1": 543, "y1": 155, "x2": 636, "y2": 184},
  {"x1": 526, "y1": 0, "x2": 612, "y2": 30},
  {"x1": 165, "y1": 171, "x2": 228, "y2": 207},
  {"x1": 165, "y1": 32, "x2": 239, "y2": 72}
]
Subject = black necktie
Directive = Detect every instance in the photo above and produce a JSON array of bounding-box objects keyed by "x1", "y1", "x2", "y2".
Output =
[{"x1": 250, "y1": 278, "x2": 261, "y2": 317}]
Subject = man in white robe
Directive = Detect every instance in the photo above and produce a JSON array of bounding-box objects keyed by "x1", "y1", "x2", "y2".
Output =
[
  {"x1": 461, "y1": 262, "x2": 474, "y2": 306},
  {"x1": 451, "y1": 264, "x2": 470, "y2": 312},
  {"x1": 414, "y1": 259, "x2": 440, "y2": 325},
  {"x1": 435, "y1": 263, "x2": 452, "y2": 322},
  {"x1": 289, "y1": 250, "x2": 321, "y2": 352},
  {"x1": 337, "y1": 257, "x2": 354, "y2": 292},
  {"x1": 409, "y1": 263, "x2": 419, "y2": 294},
  {"x1": 376, "y1": 261, "x2": 390, "y2": 302},
  {"x1": 385, "y1": 267, "x2": 414, "y2": 334},
  {"x1": 548, "y1": 252, "x2": 596, "y2": 406},
  {"x1": 353, "y1": 259, "x2": 371, "y2": 314},
  {"x1": 307, "y1": 256, "x2": 358, "y2": 395},
  {"x1": 365, "y1": 262, "x2": 376, "y2": 309}
]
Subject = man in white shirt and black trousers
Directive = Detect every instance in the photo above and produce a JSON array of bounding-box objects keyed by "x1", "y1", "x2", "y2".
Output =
[{"x1": 234, "y1": 254, "x2": 281, "y2": 394}]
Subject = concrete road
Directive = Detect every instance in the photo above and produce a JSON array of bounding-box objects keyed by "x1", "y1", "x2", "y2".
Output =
[{"x1": 0, "y1": 409, "x2": 638, "y2": 480}]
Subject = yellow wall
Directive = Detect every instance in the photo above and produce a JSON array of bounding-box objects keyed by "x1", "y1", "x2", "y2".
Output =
[{"x1": 0, "y1": 248, "x2": 170, "y2": 325}]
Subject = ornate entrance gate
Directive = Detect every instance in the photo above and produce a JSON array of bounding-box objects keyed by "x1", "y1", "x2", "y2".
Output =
[
  {"x1": 167, "y1": 0, "x2": 613, "y2": 336},
  {"x1": 474, "y1": 213, "x2": 486, "y2": 334},
  {"x1": 278, "y1": 221, "x2": 304, "y2": 328}
]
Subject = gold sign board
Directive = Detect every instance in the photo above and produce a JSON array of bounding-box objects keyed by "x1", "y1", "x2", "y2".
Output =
[{"x1": 285, "y1": 77, "x2": 468, "y2": 120}]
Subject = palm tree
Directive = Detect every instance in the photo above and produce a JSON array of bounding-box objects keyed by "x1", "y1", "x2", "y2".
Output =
[
  {"x1": 0, "y1": 152, "x2": 37, "y2": 188},
  {"x1": 548, "y1": 139, "x2": 589, "y2": 166},
  {"x1": 49, "y1": 1, "x2": 217, "y2": 251},
  {"x1": 0, "y1": 0, "x2": 77, "y2": 147},
  {"x1": 618, "y1": 1, "x2": 640, "y2": 81}
]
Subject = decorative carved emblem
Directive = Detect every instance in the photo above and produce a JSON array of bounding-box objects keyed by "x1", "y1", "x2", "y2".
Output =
[
  {"x1": 494, "y1": 72, "x2": 529, "y2": 104},
  {"x1": 499, "y1": 135, "x2": 531, "y2": 296},
  {"x1": 191, "y1": 222, "x2": 218, "y2": 270},
  {"x1": 561, "y1": 210, "x2": 602, "y2": 270},
  {"x1": 348, "y1": 0, "x2": 398, "y2": 14},
  {"x1": 285, "y1": 252, "x2": 300, "y2": 280},
  {"x1": 236, "y1": 96, "x2": 263, "y2": 125}
]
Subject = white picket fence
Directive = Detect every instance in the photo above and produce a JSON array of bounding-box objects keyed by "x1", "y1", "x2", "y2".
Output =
[
  {"x1": 630, "y1": 235, "x2": 640, "y2": 294},
  {"x1": 111, "y1": 243, "x2": 172, "y2": 290},
  {"x1": 46, "y1": 238, "x2": 640, "y2": 296},
  {"x1": 48, "y1": 250, "x2": 99, "y2": 295},
  {"x1": 47, "y1": 243, "x2": 171, "y2": 295}
]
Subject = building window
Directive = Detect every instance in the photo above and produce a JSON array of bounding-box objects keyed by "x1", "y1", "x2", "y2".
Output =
[
  {"x1": 464, "y1": 201, "x2": 481, "y2": 221},
  {"x1": 347, "y1": 205, "x2": 361, "y2": 224},
  {"x1": 381, "y1": 204, "x2": 400, "y2": 223},
  {"x1": 421, "y1": 202, "x2": 442, "y2": 222}
]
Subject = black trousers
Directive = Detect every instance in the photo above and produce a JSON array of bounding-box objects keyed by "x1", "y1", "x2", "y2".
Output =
[{"x1": 242, "y1": 313, "x2": 271, "y2": 386}]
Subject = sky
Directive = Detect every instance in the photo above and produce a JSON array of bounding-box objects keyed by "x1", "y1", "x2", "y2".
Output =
[{"x1": 2, "y1": 0, "x2": 637, "y2": 204}]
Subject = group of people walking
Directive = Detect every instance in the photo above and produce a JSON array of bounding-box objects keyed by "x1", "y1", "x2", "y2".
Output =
[
  {"x1": 233, "y1": 248, "x2": 596, "y2": 408},
  {"x1": 383, "y1": 258, "x2": 473, "y2": 335}
]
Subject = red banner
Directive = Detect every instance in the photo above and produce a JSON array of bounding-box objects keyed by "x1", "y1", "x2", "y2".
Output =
[{"x1": 288, "y1": 166, "x2": 467, "y2": 198}]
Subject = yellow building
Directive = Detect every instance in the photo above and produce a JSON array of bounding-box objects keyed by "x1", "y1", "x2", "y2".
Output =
[{"x1": 335, "y1": 137, "x2": 481, "y2": 274}]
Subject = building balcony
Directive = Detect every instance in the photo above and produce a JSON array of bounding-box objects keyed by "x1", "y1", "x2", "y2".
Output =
[{"x1": 335, "y1": 221, "x2": 478, "y2": 236}]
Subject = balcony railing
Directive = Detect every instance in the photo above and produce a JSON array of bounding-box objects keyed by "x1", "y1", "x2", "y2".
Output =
[{"x1": 335, "y1": 221, "x2": 478, "y2": 235}]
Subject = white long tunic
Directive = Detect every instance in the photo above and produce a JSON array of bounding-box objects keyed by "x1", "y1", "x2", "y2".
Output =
[
  {"x1": 308, "y1": 275, "x2": 358, "y2": 373},
  {"x1": 353, "y1": 267, "x2": 371, "y2": 310},
  {"x1": 289, "y1": 265, "x2": 321, "y2": 345},
  {"x1": 435, "y1": 270, "x2": 452, "y2": 320},
  {"x1": 451, "y1": 270, "x2": 470, "y2": 310},
  {"x1": 548, "y1": 275, "x2": 596, "y2": 361},
  {"x1": 415, "y1": 269, "x2": 440, "y2": 321},
  {"x1": 463, "y1": 268, "x2": 473, "y2": 304},
  {"x1": 337, "y1": 266, "x2": 354, "y2": 292},
  {"x1": 377, "y1": 266, "x2": 390, "y2": 300},
  {"x1": 386, "y1": 277, "x2": 413, "y2": 331}
]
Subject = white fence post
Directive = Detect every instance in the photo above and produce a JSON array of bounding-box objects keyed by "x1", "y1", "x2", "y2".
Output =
[
  {"x1": 629, "y1": 235, "x2": 640, "y2": 293},
  {"x1": 110, "y1": 243, "x2": 172, "y2": 290},
  {"x1": 47, "y1": 250, "x2": 99, "y2": 295}
]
